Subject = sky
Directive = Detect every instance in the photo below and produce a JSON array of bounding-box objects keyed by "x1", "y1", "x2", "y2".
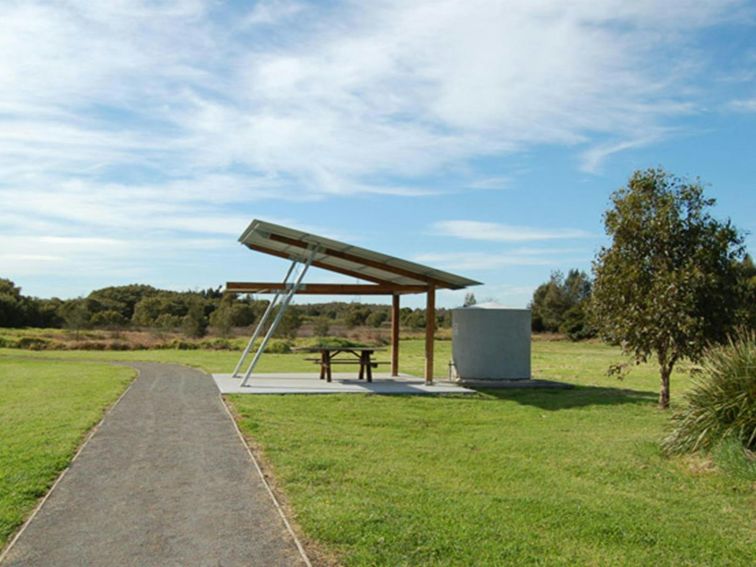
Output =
[{"x1": 1, "y1": 0, "x2": 755, "y2": 308}]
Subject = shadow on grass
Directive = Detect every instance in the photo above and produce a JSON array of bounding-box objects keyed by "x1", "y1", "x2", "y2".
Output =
[{"x1": 475, "y1": 384, "x2": 657, "y2": 411}]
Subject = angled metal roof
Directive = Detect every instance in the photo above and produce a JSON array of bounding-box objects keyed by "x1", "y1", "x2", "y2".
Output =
[{"x1": 239, "y1": 219, "x2": 481, "y2": 290}]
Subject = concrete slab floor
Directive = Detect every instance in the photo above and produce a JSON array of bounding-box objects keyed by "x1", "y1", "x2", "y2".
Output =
[{"x1": 213, "y1": 372, "x2": 477, "y2": 395}]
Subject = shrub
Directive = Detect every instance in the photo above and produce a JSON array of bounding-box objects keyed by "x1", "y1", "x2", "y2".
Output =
[
  {"x1": 16, "y1": 337, "x2": 51, "y2": 350},
  {"x1": 266, "y1": 339, "x2": 293, "y2": 354},
  {"x1": 313, "y1": 316, "x2": 330, "y2": 337},
  {"x1": 559, "y1": 303, "x2": 596, "y2": 341},
  {"x1": 199, "y1": 338, "x2": 235, "y2": 350},
  {"x1": 310, "y1": 337, "x2": 365, "y2": 348},
  {"x1": 366, "y1": 310, "x2": 388, "y2": 328},
  {"x1": 663, "y1": 329, "x2": 755, "y2": 455},
  {"x1": 166, "y1": 339, "x2": 199, "y2": 350},
  {"x1": 182, "y1": 300, "x2": 208, "y2": 338}
]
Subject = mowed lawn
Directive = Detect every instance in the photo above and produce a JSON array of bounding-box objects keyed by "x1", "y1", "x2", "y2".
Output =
[
  {"x1": 225, "y1": 341, "x2": 755, "y2": 566},
  {"x1": 0, "y1": 356, "x2": 134, "y2": 548},
  {"x1": 1, "y1": 340, "x2": 754, "y2": 564}
]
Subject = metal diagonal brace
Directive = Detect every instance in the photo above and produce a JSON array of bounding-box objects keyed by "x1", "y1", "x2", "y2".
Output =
[
  {"x1": 232, "y1": 260, "x2": 297, "y2": 377},
  {"x1": 240, "y1": 247, "x2": 318, "y2": 386}
]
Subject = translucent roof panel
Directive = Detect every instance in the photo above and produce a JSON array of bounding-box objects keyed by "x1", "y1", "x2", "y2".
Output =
[{"x1": 239, "y1": 219, "x2": 481, "y2": 290}]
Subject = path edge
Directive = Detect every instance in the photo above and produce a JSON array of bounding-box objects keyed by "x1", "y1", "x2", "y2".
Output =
[
  {"x1": 0, "y1": 366, "x2": 140, "y2": 564},
  {"x1": 218, "y1": 394, "x2": 313, "y2": 567}
]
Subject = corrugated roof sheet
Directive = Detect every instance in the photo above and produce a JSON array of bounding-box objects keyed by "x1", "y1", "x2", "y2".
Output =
[{"x1": 239, "y1": 219, "x2": 481, "y2": 290}]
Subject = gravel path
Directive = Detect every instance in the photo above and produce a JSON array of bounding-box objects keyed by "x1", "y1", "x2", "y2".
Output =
[{"x1": 1, "y1": 363, "x2": 307, "y2": 567}]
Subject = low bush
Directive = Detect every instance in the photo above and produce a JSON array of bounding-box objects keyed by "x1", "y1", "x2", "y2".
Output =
[
  {"x1": 266, "y1": 339, "x2": 293, "y2": 354},
  {"x1": 16, "y1": 337, "x2": 52, "y2": 350},
  {"x1": 663, "y1": 329, "x2": 755, "y2": 455},
  {"x1": 309, "y1": 337, "x2": 365, "y2": 349},
  {"x1": 164, "y1": 339, "x2": 199, "y2": 350},
  {"x1": 199, "y1": 338, "x2": 235, "y2": 350}
]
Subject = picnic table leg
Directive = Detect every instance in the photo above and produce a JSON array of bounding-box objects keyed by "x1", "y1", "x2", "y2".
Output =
[
  {"x1": 319, "y1": 351, "x2": 326, "y2": 380},
  {"x1": 358, "y1": 352, "x2": 365, "y2": 380},
  {"x1": 325, "y1": 351, "x2": 332, "y2": 383},
  {"x1": 366, "y1": 353, "x2": 373, "y2": 383}
]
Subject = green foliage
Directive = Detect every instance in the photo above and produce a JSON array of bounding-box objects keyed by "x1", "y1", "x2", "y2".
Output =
[
  {"x1": 463, "y1": 292, "x2": 477, "y2": 307},
  {"x1": 312, "y1": 315, "x2": 330, "y2": 337},
  {"x1": 228, "y1": 302, "x2": 258, "y2": 327},
  {"x1": 560, "y1": 303, "x2": 594, "y2": 341},
  {"x1": 273, "y1": 305, "x2": 302, "y2": 339},
  {"x1": 209, "y1": 297, "x2": 234, "y2": 337},
  {"x1": 737, "y1": 254, "x2": 756, "y2": 329},
  {"x1": 58, "y1": 298, "x2": 91, "y2": 335},
  {"x1": 365, "y1": 309, "x2": 388, "y2": 328},
  {"x1": 530, "y1": 269, "x2": 593, "y2": 339},
  {"x1": 400, "y1": 308, "x2": 426, "y2": 329},
  {"x1": 592, "y1": 168, "x2": 745, "y2": 408},
  {"x1": 89, "y1": 309, "x2": 128, "y2": 328},
  {"x1": 309, "y1": 337, "x2": 366, "y2": 348},
  {"x1": 266, "y1": 339, "x2": 293, "y2": 354},
  {"x1": 87, "y1": 284, "x2": 158, "y2": 321},
  {"x1": 0, "y1": 279, "x2": 25, "y2": 327},
  {"x1": 344, "y1": 304, "x2": 371, "y2": 329},
  {"x1": 155, "y1": 313, "x2": 183, "y2": 330},
  {"x1": 181, "y1": 299, "x2": 208, "y2": 338},
  {"x1": 663, "y1": 329, "x2": 756, "y2": 455},
  {"x1": 132, "y1": 296, "x2": 166, "y2": 326}
]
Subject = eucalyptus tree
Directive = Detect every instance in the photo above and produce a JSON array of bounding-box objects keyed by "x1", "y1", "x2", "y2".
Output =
[{"x1": 592, "y1": 168, "x2": 745, "y2": 408}]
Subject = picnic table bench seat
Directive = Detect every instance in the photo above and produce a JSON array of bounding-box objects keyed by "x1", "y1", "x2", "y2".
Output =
[{"x1": 301, "y1": 347, "x2": 386, "y2": 383}]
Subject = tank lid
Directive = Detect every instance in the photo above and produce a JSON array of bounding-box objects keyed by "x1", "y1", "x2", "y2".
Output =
[{"x1": 458, "y1": 301, "x2": 512, "y2": 309}]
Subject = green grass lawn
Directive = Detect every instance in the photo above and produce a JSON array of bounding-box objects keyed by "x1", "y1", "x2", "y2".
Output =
[
  {"x1": 1, "y1": 340, "x2": 753, "y2": 565},
  {"x1": 0, "y1": 355, "x2": 134, "y2": 549},
  {"x1": 223, "y1": 341, "x2": 754, "y2": 566}
]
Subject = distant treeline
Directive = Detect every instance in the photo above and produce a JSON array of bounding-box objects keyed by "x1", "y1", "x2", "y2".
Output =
[
  {"x1": 4, "y1": 254, "x2": 752, "y2": 341},
  {"x1": 0, "y1": 279, "x2": 454, "y2": 338},
  {"x1": 528, "y1": 256, "x2": 756, "y2": 340}
]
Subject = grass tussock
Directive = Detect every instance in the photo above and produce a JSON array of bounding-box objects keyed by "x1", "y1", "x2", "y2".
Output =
[{"x1": 663, "y1": 329, "x2": 756, "y2": 455}]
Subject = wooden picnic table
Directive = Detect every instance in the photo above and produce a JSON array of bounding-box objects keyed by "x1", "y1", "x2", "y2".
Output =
[{"x1": 300, "y1": 346, "x2": 386, "y2": 383}]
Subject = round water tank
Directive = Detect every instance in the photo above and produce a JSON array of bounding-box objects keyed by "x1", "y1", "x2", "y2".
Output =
[{"x1": 452, "y1": 303, "x2": 531, "y2": 381}]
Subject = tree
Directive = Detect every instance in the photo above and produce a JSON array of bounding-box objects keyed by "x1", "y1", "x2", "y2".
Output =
[
  {"x1": 592, "y1": 168, "x2": 745, "y2": 409},
  {"x1": 313, "y1": 316, "x2": 330, "y2": 337},
  {"x1": 344, "y1": 304, "x2": 370, "y2": 328},
  {"x1": 209, "y1": 298, "x2": 234, "y2": 337},
  {"x1": 182, "y1": 299, "x2": 208, "y2": 338},
  {"x1": 463, "y1": 292, "x2": 477, "y2": 307},
  {"x1": 273, "y1": 305, "x2": 302, "y2": 339},
  {"x1": 529, "y1": 269, "x2": 593, "y2": 337},
  {"x1": 58, "y1": 299, "x2": 92, "y2": 338},
  {"x1": 737, "y1": 254, "x2": 756, "y2": 329},
  {"x1": 366, "y1": 309, "x2": 388, "y2": 328},
  {"x1": 0, "y1": 278, "x2": 25, "y2": 327}
]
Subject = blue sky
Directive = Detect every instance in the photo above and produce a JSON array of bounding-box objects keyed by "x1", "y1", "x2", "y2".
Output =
[{"x1": 1, "y1": 0, "x2": 754, "y2": 308}]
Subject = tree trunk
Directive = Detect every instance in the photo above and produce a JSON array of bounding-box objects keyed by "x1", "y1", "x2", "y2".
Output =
[
  {"x1": 657, "y1": 348, "x2": 675, "y2": 409},
  {"x1": 659, "y1": 366, "x2": 671, "y2": 409}
]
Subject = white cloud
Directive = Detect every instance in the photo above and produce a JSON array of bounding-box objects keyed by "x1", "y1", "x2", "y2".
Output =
[
  {"x1": 0, "y1": 0, "x2": 749, "y2": 294},
  {"x1": 414, "y1": 252, "x2": 556, "y2": 271},
  {"x1": 727, "y1": 98, "x2": 756, "y2": 112},
  {"x1": 0, "y1": 0, "x2": 745, "y2": 197},
  {"x1": 432, "y1": 220, "x2": 592, "y2": 242},
  {"x1": 242, "y1": 0, "x2": 306, "y2": 26}
]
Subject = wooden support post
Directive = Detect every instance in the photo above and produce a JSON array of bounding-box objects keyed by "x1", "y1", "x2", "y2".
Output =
[
  {"x1": 391, "y1": 293, "x2": 400, "y2": 376},
  {"x1": 424, "y1": 286, "x2": 435, "y2": 384}
]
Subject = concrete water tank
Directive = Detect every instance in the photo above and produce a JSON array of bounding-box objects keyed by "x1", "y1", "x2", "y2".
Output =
[{"x1": 452, "y1": 303, "x2": 531, "y2": 381}]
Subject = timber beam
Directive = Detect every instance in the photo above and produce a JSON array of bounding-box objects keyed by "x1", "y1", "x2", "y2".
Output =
[{"x1": 226, "y1": 282, "x2": 429, "y2": 295}]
